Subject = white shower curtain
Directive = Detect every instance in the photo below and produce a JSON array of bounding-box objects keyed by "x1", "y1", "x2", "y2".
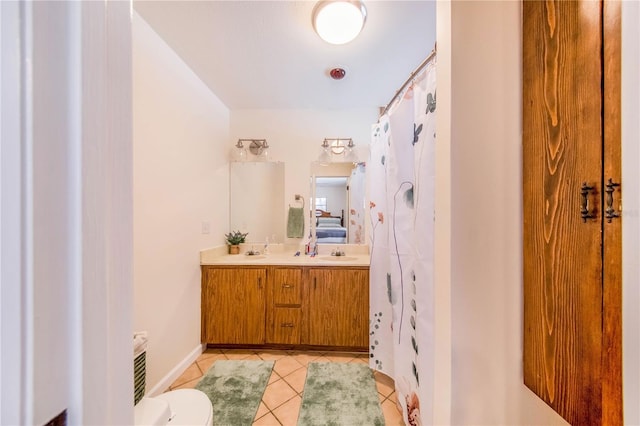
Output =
[{"x1": 369, "y1": 58, "x2": 436, "y2": 426}]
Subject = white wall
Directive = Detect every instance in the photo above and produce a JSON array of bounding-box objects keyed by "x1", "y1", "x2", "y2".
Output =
[
  {"x1": 444, "y1": 1, "x2": 640, "y2": 424},
  {"x1": 0, "y1": 2, "x2": 24, "y2": 423},
  {"x1": 30, "y1": 3, "x2": 74, "y2": 422},
  {"x1": 78, "y1": 2, "x2": 134, "y2": 424},
  {"x1": 132, "y1": 13, "x2": 230, "y2": 392},
  {"x1": 230, "y1": 108, "x2": 378, "y2": 243},
  {"x1": 447, "y1": 2, "x2": 567, "y2": 424},
  {"x1": 315, "y1": 184, "x2": 347, "y2": 216},
  {"x1": 622, "y1": 1, "x2": 640, "y2": 423},
  {"x1": 434, "y1": 1, "x2": 452, "y2": 423}
]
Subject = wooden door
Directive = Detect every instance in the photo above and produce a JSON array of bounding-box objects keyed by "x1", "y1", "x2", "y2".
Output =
[
  {"x1": 201, "y1": 267, "x2": 266, "y2": 344},
  {"x1": 522, "y1": 1, "x2": 622, "y2": 424},
  {"x1": 305, "y1": 268, "x2": 369, "y2": 348},
  {"x1": 601, "y1": 2, "x2": 623, "y2": 423}
]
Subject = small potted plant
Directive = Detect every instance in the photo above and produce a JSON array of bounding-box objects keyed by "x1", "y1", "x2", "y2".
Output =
[{"x1": 225, "y1": 230, "x2": 248, "y2": 254}]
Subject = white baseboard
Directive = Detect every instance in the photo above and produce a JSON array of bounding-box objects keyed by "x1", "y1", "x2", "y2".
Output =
[{"x1": 146, "y1": 343, "x2": 205, "y2": 397}]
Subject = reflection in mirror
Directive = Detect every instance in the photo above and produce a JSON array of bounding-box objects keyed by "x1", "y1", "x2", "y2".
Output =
[
  {"x1": 310, "y1": 162, "x2": 366, "y2": 244},
  {"x1": 230, "y1": 162, "x2": 284, "y2": 243}
]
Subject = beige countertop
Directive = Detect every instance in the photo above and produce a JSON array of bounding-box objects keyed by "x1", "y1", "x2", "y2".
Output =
[{"x1": 200, "y1": 243, "x2": 370, "y2": 267}]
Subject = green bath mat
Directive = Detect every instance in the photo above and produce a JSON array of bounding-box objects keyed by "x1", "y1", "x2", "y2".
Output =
[
  {"x1": 195, "y1": 359, "x2": 274, "y2": 426},
  {"x1": 298, "y1": 362, "x2": 385, "y2": 426}
]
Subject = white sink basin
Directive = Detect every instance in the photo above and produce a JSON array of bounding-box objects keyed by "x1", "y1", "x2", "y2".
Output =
[
  {"x1": 318, "y1": 256, "x2": 358, "y2": 261},
  {"x1": 243, "y1": 255, "x2": 266, "y2": 260}
]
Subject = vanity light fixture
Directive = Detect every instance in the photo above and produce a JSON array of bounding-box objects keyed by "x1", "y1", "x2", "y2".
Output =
[
  {"x1": 234, "y1": 139, "x2": 270, "y2": 161},
  {"x1": 317, "y1": 138, "x2": 357, "y2": 164},
  {"x1": 249, "y1": 139, "x2": 269, "y2": 158},
  {"x1": 312, "y1": 0, "x2": 367, "y2": 45}
]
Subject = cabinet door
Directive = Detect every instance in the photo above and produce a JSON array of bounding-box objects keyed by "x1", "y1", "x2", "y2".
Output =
[
  {"x1": 523, "y1": 1, "x2": 621, "y2": 424},
  {"x1": 270, "y1": 307, "x2": 302, "y2": 345},
  {"x1": 201, "y1": 267, "x2": 266, "y2": 344},
  {"x1": 305, "y1": 268, "x2": 369, "y2": 348}
]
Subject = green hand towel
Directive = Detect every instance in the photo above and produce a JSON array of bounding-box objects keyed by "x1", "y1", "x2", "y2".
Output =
[{"x1": 287, "y1": 207, "x2": 304, "y2": 238}]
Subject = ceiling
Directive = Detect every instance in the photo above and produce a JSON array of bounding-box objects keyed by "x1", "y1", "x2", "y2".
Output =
[{"x1": 133, "y1": 0, "x2": 436, "y2": 110}]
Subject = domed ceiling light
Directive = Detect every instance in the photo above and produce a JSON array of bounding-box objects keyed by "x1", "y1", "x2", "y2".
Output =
[{"x1": 312, "y1": 1, "x2": 367, "y2": 45}]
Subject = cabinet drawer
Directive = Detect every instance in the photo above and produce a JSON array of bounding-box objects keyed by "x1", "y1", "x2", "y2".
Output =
[
  {"x1": 270, "y1": 308, "x2": 301, "y2": 344},
  {"x1": 272, "y1": 268, "x2": 302, "y2": 306}
]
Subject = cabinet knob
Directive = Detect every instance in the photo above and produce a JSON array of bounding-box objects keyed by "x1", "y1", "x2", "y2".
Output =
[
  {"x1": 281, "y1": 323, "x2": 294, "y2": 328},
  {"x1": 282, "y1": 283, "x2": 293, "y2": 289}
]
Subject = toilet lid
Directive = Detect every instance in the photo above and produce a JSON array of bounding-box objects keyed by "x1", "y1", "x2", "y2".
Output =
[{"x1": 155, "y1": 389, "x2": 213, "y2": 426}]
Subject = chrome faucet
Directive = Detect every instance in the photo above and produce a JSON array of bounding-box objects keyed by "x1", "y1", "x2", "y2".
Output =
[
  {"x1": 245, "y1": 246, "x2": 261, "y2": 256},
  {"x1": 331, "y1": 247, "x2": 345, "y2": 256}
]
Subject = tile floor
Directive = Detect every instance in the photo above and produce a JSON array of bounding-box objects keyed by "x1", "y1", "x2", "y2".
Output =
[{"x1": 166, "y1": 348, "x2": 405, "y2": 425}]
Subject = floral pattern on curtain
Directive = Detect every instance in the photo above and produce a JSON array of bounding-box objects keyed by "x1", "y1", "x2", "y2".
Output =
[{"x1": 368, "y1": 59, "x2": 436, "y2": 426}]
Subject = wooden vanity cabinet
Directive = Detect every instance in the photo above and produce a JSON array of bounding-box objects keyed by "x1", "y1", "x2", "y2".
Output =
[
  {"x1": 304, "y1": 267, "x2": 369, "y2": 348},
  {"x1": 266, "y1": 267, "x2": 303, "y2": 344},
  {"x1": 201, "y1": 264, "x2": 369, "y2": 351},
  {"x1": 201, "y1": 266, "x2": 266, "y2": 344}
]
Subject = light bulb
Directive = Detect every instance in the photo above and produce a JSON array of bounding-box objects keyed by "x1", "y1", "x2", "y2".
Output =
[
  {"x1": 313, "y1": 1, "x2": 367, "y2": 45},
  {"x1": 318, "y1": 146, "x2": 331, "y2": 165},
  {"x1": 234, "y1": 141, "x2": 247, "y2": 162},
  {"x1": 345, "y1": 146, "x2": 357, "y2": 163}
]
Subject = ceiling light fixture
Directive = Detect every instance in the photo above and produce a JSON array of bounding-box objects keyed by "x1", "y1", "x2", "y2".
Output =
[{"x1": 312, "y1": 1, "x2": 367, "y2": 45}]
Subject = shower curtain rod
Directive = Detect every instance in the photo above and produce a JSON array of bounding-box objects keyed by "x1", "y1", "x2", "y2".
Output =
[{"x1": 380, "y1": 46, "x2": 437, "y2": 118}]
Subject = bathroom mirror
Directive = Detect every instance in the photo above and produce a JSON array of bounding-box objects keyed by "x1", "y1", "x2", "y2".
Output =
[
  {"x1": 230, "y1": 162, "x2": 285, "y2": 243},
  {"x1": 310, "y1": 162, "x2": 366, "y2": 245}
]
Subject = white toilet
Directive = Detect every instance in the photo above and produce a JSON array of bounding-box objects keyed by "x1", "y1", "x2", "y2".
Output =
[
  {"x1": 133, "y1": 333, "x2": 213, "y2": 426},
  {"x1": 134, "y1": 389, "x2": 213, "y2": 426}
]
